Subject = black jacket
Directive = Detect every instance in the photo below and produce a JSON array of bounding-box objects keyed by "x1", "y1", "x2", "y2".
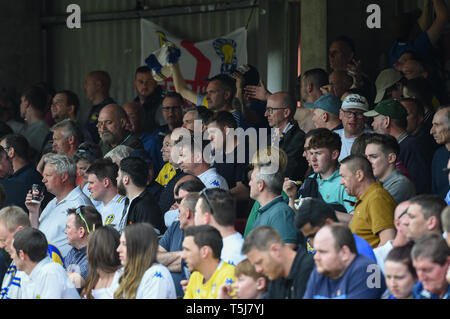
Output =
[
  {"x1": 265, "y1": 246, "x2": 314, "y2": 299},
  {"x1": 126, "y1": 188, "x2": 165, "y2": 235},
  {"x1": 279, "y1": 122, "x2": 308, "y2": 182}
]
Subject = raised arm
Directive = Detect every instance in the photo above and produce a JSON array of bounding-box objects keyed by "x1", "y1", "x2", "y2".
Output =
[
  {"x1": 427, "y1": 0, "x2": 449, "y2": 45},
  {"x1": 170, "y1": 63, "x2": 199, "y2": 105}
]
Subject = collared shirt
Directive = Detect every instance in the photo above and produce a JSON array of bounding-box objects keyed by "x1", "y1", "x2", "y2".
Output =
[
  {"x1": 39, "y1": 186, "x2": 93, "y2": 257},
  {"x1": 97, "y1": 194, "x2": 127, "y2": 231},
  {"x1": 155, "y1": 162, "x2": 177, "y2": 187},
  {"x1": 350, "y1": 182, "x2": 396, "y2": 248},
  {"x1": 197, "y1": 167, "x2": 229, "y2": 190},
  {"x1": 221, "y1": 232, "x2": 246, "y2": 266},
  {"x1": 64, "y1": 246, "x2": 88, "y2": 279},
  {"x1": 21, "y1": 256, "x2": 80, "y2": 299},
  {"x1": 307, "y1": 170, "x2": 356, "y2": 213},
  {"x1": 0, "y1": 262, "x2": 25, "y2": 299},
  {"x1": 253, "y1": 196, "x2": 298, "y2": 244}
]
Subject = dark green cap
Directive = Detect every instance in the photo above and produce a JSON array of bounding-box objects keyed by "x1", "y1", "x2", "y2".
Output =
[{"x1": 363, "y1": 99, "x2": 407, "y2": 119}]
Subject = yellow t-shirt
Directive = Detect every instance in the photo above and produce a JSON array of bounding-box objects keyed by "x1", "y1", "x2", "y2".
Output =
[
  {"x1": 350, "y1": 182, "x2": 396, "y2": 248},
  {"x1": 184, "y1": 261, "x2": 236, "y2": 299},
  {"x1": 155, "y1": 163, "x2": 176, "y2": 187}
]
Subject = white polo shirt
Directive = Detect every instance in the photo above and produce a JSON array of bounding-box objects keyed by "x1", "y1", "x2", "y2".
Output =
[
  {"x1": 20, "y1": 256, "x2": 80, "y2": 299},
  {"x1": 97, "y1": 194, "x2": 127, "y2": 231},
  {"x1": 39, "y1": 186, "x2": 93, "y2": 257},
  {"x1": 82, "y1": 183, "x2": 103, "y2": 210},
  {"x1": 221, "y1": 232, "x2": 246, "y2": 266},
  {"x1": 198, "y1": 168, "x2": 229, "y2": 190}
]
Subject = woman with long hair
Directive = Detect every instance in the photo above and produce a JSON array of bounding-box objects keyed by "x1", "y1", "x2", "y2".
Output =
[
  {"x1": 114, "y1": 223, "x2": 176, "y2": 299},
  {"x1": 81, "y1": 226, "x2": 121, "y2": 299}
]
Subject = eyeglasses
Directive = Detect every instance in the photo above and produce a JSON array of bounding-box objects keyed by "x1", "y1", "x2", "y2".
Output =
[
  {"x1": 266, "y1": 107, "x2": 287, "y2": 114},
  {"x1": 397, "y1": 207, "x2": 408, "y2": 220},
  {"x1": 174, "y1": 197, "x2": 183, "y2": 204},
  {"x1": 76, "y1": 206, "x2": 91, "y2": 234},
  {"x1": 96, "y1": 120, "x2": 113, "y2": 128},
  {"x1": 341, "y1": 110, "x2": 365, "y2": 119},
  {"x1": 199, "y1": 188, "x2": 215, "y2": 215}
]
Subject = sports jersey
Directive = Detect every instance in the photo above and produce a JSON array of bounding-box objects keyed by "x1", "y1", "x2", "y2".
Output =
[
  {"x1": 221, "y1": 232, "x2": 246, "y2": 266},
  {"x1": 82, "y1": 183, "x2": 102, "y2": 209},
  {"x1": 0, "y1": 262, "x2": 25, "y2": 299},
  {"x1": 198, "y1": 167, "x2": 229, "y2": 190},
  {"x1": 184, "y1": 261, "x2": 236, "y2": 299},
  {"x1": 97, "y1": 194, "x2": 127, "y2": 231},
  {"x1": 155, "y1": 163, "x2": 177, "y2": 187},
  {"x1": 20, "y1": 256, "x2": 80, "y2": 299}
]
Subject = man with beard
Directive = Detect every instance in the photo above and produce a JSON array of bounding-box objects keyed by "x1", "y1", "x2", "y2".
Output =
[
  {"x1": 97, "y1": 104, "x2": 143, "y2": 156},
  {"x1": 117, "y1": 156, "x2": 164, "y2": 235}
]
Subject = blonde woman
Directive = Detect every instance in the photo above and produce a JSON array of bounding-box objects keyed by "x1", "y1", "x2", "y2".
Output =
[{"x1": 114, "y1": 223, "x2": 176, "y2": 299}]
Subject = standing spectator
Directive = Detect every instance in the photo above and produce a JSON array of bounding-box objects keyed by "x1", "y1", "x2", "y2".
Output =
[
  {"x1": 97, "y1": 104, "x2": 144, "y2": 156},
  {"x1": 0, "y1": 135, "x2": 44, "y2": 211},
  {"x1": 12, "y1": 228, "x2": 80, "y2": 299},
  {"x1": 114, "y1": 223, "x2": 176, "y2": 299},
  {"x1": 116, "y1": 157, "x2": 164, "y2": 235},
  {"x1": 384, "y1": 242, "x2": 417, "y2": 299},
  {"x1": 182, "y1": 225, "x2": 236, "y2": 299},
  {"x1": 303, "y1": 224, "x2": 386, "y2": 299},
  {"x1": 83, "y1": 70, "x2": 115, "y2": 144},
  {"x1": 336, "y1": 93, "x2": 371, "y2": 161},
  {"x1": 265, "y1": 92, "x2": 308, "y2": 181},
  {"x1": 81, "y1": 226, "x2": 121, "y2": 299},
  {"x1": 405, "y1": 194, "x2": 447, "y2": 241},
  {"x1": 25, "y1": 154, "x2": 93, "y2": 257},
  {"x1": 364, "y1": 133, "x2": 416, "y2": 204},
  {"x1": 412, "y1": 234, "x2": 450, "y2": 299},
  {"x1": 242, "y1": 226, "x2": 314, "y2": 299},
  {"x1": 64, "y1": 206, "x2": 103, "y2": 289},
  {"x1": 86, "y1": 158, "x2": 126, "y2": 231},
  {"x1": 339, "y1": 155, "x2": 396, "y2": 248},
  {"x1": 430, "y1": 106, "x2": 450, "y2": 198},
  {"x1": 194, "y1": 188, "x2": 246, "y2": 266}
]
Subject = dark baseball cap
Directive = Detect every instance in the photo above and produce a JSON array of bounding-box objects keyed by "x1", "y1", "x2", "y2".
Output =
[{"x1": 363, "y1": 99, "x2": 407, "y2": 119}]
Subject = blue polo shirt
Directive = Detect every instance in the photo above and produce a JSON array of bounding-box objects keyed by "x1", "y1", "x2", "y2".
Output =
[
  {"x1": 253, "y1": 196, "x2": 298, "y2": 244},
  {"x1": 311, "y1": 170, "x2": 356, "y2": 213}
]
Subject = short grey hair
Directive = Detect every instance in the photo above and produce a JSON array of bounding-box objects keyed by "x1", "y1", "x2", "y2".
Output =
[
  {"x1": 254, "y1": 164, "x2": 284, "y2": 195},
  {"x1": 44, "y1": 154, "x2": 77, "y2": 181},
  {"x1": 51, "y1": 119, "x2": 83, "y2": 143},
  {"x1": 104, "y1": 145, "x2": 134, "y2": 162}
]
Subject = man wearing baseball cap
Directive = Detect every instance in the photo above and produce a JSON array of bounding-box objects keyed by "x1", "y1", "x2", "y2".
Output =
[
  {"x1": 373, "y1": 68, "x2": 404, "y2": 105},
  {"x1": 364, "y1": 99, "x2": 431, "y2": 194},
  {"x1": 311, "y1": 94, "x2": 343, "y2": 131},
  {"x1": 335, "y1": 93, "x2": 371, "y2": 161}
]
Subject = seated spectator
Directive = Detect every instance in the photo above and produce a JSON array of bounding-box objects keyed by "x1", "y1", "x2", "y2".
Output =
[
  {"x1": 218, "y1": 258, "x2": 268, "y2": 299},
  {"x1": 177, "y1": 133, "x2": 228, "y2": 190},
  {"x1": 384, "y1": 242, "x2": 417, "y2": 299},
  {"x1": 129, "y1": 148, "x2": 163, "y2": 202},
  {"x1": 81, "y1": 226, "x2": 121, "y2": 299},
  {"x1": 97, "y1": 103, "x2": 144, "y2": 156},
  {"x1": 328, "y1": 70, "x2": 353, "y2": 99},
  {"x1": 242, "y1": 226, "x2": 314, "y2": 299},
  {"x1": 265, "y1": 92, "x2": 308, "y2": 181},
  {"x1": 365, "y1": 99, "x2": 431, "y2": 194},
  {"x1": 303, "y1": 224, "x2": 386, "y2": 299},
  {"x1": 195, "y1": 188, "x2": 246, "y2": 266},
  {"x1": 311, "y1": 94, "x2": 343, "y2": 131},
  {"x1": 182, "y1": 225, "x2": 236, "y2": 299},
  {"x1": 336, "y1": 93, "x2": 371, "y2": 161},
  {"x1": 405, "y1": 194, "x2": 447, "y2": 241},
  {"x1": 412, "y1": 233, "x2": 450, "y2": 299},
  {"x1": 158, "y1": 192, "x2": 201, "y2": 298},
  {"x1": 116, "y1": 157, "x2": 164, "y2": 235},
  {"x1": 283, "y1": 129, "x2": 356, "y2": 223},
  {"x1": 430, "y1": 106, "x2": 450, "y2": 198},
  {"x1": 339, "y1": 155, "x2": 396, "y2": 248},
  {"x1": 182, "y1": 106, "x2": 214, "y2": 133},
  {"x1": 114, "y1": 223, "x2": 176, "y2": 299},
  {"x1": 64, "y1": 206, "x2": 103, "y2": 289},
  {"x1": 374, "y1": 201, "x2": 411, "y2": 274},
  {"x1": 25, "y1": 154, "x2": 93, "y2": 257},
  {"x1": 0, "y1": 135, "x2": 45, "y2": 211},
  {"x1": 294, "y1": 197, "x2": 376, "y2": 261},
  {"x1": 247, "y1": 152, "x2": 298, "y2": 247},
  {"x1": 12, "y1": 228, "x2": 80, "y2": 299},
  {"x1": 364, "y1": 133, "x2": 416, "y2": 204},
  {"x1": 155, "y1": 132, "x2": 180, "y2": 188},
  {"x1": 402, "y1": 76, "x2": 435, "y2": 131}
]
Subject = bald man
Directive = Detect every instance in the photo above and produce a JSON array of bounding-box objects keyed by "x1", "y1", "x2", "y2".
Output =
[
  {"x1": 265, "y1": 92, "x2": 308, "y2": 181},
  {"x1": 97, "y1": 103, "x2": 143, "y2": 155}
]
